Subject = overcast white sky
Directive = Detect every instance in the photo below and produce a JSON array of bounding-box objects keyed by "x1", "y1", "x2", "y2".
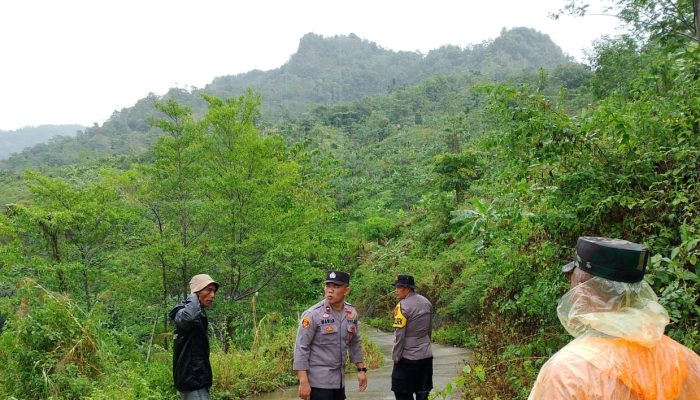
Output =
[{"x1": 0, "y1": 0, "x2": 620, "y2": 132}]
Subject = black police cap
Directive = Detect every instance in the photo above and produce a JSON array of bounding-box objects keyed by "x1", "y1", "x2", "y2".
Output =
[
  {"x1": 392, "y1": 274, "x2": 415, "y2": 289},
  {"x1": 325, "y1": 270, "x2": 350, "y2": 285},
  {"x1": 562, "y1": 236, "x2": 649, "y2": 283}
]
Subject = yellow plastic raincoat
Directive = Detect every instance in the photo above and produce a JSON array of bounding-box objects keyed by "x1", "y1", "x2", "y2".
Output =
[{"x1": 529, "y1": 277, "x2": 700, "y2": 400}]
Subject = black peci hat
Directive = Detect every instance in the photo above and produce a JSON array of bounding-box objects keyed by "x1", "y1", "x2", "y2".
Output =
[
  {"x1": 325, "y1": 270, "x2": 350, "y2": 285},
  {"x1": 392, "y1": 274, "x2": 416, "y2": 289},
  {"x1": 562, "y1": 237, "x2": 649, "y2": 283}
]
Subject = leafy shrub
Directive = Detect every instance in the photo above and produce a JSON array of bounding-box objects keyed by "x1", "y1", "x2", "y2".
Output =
[
  {"x1": 86, "y1": 359, "x2": 176, "y2": 400},
  {"x1": 432, "y1": 325, "x2": 479, "y2": 348},
  {"x1": 363, "y1": 216, "x2": 395, "y2": 241},
  {"x1": 0, "y1": 281, "x2": 102, "y2": 399}
]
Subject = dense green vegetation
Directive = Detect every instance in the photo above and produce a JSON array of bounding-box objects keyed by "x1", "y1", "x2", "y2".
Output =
[{"x1": 1, "y1": 3, "x2": 699, "y2": 399}]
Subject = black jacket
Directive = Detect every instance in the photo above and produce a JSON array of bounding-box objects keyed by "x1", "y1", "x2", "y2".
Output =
[{"x1": 169, "y1": 293, "x2": 213, "y2": 392}]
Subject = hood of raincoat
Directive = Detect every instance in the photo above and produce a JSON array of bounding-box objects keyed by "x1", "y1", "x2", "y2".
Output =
[{"x1": 557, "y1": 276, "x2": 669, "y2": 348}]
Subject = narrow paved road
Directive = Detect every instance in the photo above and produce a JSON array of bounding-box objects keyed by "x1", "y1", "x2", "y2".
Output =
[{"x1": 249, "y1": 326, "x2": 471, "y2": 399}]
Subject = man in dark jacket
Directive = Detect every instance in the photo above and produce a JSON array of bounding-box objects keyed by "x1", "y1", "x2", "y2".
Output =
[{"x1": 170, "y1": 274, "x2": 219, "y2": 400}]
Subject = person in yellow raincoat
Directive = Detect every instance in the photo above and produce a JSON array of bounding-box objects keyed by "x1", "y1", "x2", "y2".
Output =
[{"x1": 529, "y1": 236, "x2": 700, "y2": 400}]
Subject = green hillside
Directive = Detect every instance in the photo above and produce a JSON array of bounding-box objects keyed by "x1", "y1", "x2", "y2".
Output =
[{"x1": 207, "y1": 28, "x2": 569, "y2": 118}]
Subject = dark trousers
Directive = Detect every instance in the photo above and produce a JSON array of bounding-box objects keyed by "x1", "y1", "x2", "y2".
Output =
[
  {"x1": 394, "y1": 392, "x2": 429, "y2": 400},
  {"x1": 391, "y1": 357, "x2": 433, "y2": 400},
  {"x1": 310, "y1": 387, "x2": 346, "y2": 400}
]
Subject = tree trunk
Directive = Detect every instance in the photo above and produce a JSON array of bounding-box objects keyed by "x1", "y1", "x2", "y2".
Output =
[
  {"x1": 42, "y1": 226, "x2": 68, "y2": 293},
  {"x1": 57, "y1": 269, "x2": 67, "y2": 293},
  {"x1": 82, "y1": 267, "x2": 90, "y2": 307},
  {"x1": 694, "y1": 0, "x2": 700, "y2": 43},
  {"x1": 180, "y1": 209, "x2": 190, "y2": 297},
  {"x1": 81, "y1": 247, "x2": 91, "y2": 309},
  {"x1": 455, "y1": 181, "x2": 463, "y2": 205}
]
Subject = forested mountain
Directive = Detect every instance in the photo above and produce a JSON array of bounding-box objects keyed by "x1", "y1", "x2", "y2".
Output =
[
  {"x1": 204, "y1": 27, "x2": 570, "y2": 118},
  {"x1": 0, "y1": 124, "x2": 83, "y2": 160},
  {"x1": 1, "y1": 27, "x2": 569, "y2": 171}
]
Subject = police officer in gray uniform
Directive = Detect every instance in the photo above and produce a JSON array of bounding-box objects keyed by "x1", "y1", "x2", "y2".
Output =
[
  {"x1": 293, "y1": 270, "x2": 367, "y2": 400},
  {"x1": 391, "y1": 274, "x2": 433, "y2": 400}
]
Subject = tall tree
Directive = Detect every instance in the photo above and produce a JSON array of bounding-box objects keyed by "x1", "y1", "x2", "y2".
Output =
[
  {"x1": 197, "y1": 91, "x2": 337, "y2": 348},
  {"x1": 6, "y1": 171, "x2": 122, "y2": 306},
  {"x1": 202, "y1": 91, "x2": 316, "y2": 300},
  {"x1": 148, "y1": 99, "x2": 212, "y2": 297}
]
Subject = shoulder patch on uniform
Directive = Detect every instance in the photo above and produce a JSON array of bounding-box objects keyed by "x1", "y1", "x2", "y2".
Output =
[
  {"x1": 393, "y1": 303, "x2": 407, "y2": 328},
  {"x1": 301, "y1": 316, "x2": 311, "y2": 329}
]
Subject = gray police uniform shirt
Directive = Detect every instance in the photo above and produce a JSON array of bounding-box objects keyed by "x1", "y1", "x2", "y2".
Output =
[
  {"x1": 392, "y1": 292, "x2": 433, "y2": 362},
  {"x1": 293, "y1": 299, "x2": 364, "y2": 389}
]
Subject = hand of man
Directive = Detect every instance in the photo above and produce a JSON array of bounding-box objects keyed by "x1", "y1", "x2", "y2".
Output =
[
  {"x1": 298, "y1": 381, "x2": 311, "y2": 400},
  {"x1": 358, "y1": 371, "x2": 367, "y2": 392}
]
